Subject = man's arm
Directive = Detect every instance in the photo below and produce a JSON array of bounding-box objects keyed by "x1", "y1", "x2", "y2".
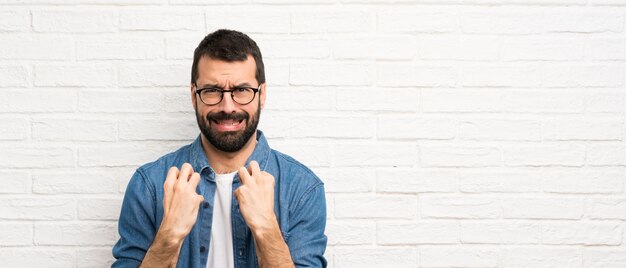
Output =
[
  {"x1": 113, "y1": 163, "x2": 203, "y2": 267},
  {"x1": 235, "y1": 161, "x2": 296, "y2": 268}
]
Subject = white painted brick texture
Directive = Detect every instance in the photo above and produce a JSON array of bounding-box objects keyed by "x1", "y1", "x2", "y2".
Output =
[{"x1": 2, "y1": 2, "x2": 626, "y2": 268}]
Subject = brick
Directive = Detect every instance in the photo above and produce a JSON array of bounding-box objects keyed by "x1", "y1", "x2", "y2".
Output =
[
  {"x1": 257, "y1": 112, "x2": 289, "y2": 138},
  {"x1": 376, "y1": 169, "x2": 457, "y2": 193},
  {"x1": 163, "y1": 88, "x2": 194, "y2": 113},
  {"x1": 543, "y1": 118, "x2": 622, "y2": 141},
  {"x1": 120, "y1": 10, "x2": 204, "y2": 31},
  {"x1": 0, "y1": 10, "x2": 30, "y2": 31},
  {"x1": 461, "y1": 221, "x2": 540, "y2": 244},
  {"x1": 290, "y1": 62, "x2": 373, "y2": 86},
  {"x1": 326, "y1": 220, "x2": 374, "y2": 245},
  {"x1": 542, "y1": 170, "x2": 623, "y2": 194},
  {"x1": 35, "y1": 222, "x2": 118, "y2": 245},
  {"x1": 266, "y1": 88, "x2": 333, "y2": 112},
  {"x1": 584, "y1": 249, "x2": 626, "y2": 267},
  {"x1": 337, "y1": 88, "x2": 419, "y2": 112},
  {"x1": 0, "y1": 146, "x2": 74, "y2": 168},
  {"x1": 35, "y1": 64, "x2": 116, "y2": 87},
  {"x1": 335, "y1": 248, "x2": 417, "y2": 268},
  {"x1": 418, "y1": 36, "x2": 499, "y2": 60},
  {"x1": 322, "y1": 168, "x2": 374, "y2": 193},
  {"x1": 207, "y1": 10, "x2": 289, "y2": 34},
  {"x1": 588, "y1": 38, "x2": 626, "y2": 60},
  {"x1": 78, "y1": 248, "x2": 115, "y2": 268},
  {"x1": 171, "y1": 0, "x2": 246, "y2": 3},
  {"x1": 0, "y1": 35, "x2": 73, "y2": 60},
  {"x1": 0, "y1": 117, "x2": 29, "y2": 140},
  {"x1": 542, "y1": 222, "x2": 621, "y2": 245},
  {"x1": 544, "y1": 9, "x2": 623, "y2": 33},
  {"x1": 378, "y1": 63, "x2": 457, "y2": 87},
  {"x1": 587, "y1": 92, "x2": 626, "y2": 113},
  {"x1": 502, "y1": 37, "x2": 585, "y2": 61},
  {"x1": 502, "y1": 247, "x2": 582, "y2": 268},
  {"x1": 119, "y1": 63, "x2": 188, "y2": 87},
  {"x1": 265, "y1": 61, "x2": 289, "y2": 86},
  {"x1": 292, "y1": 116, "x2": 374, "y2": 138},
  {"x1": 420, "y1": 246, "x2": 498, "y2": 267},
  {"x1": 461, "y1": 65, "x2": 541, "y2": 87},
  {"x1": 335, "y1": 195, "x2": 417, "y2": 219},
  {"x1": 33, "y1": 171, "x2": 119, "y2": 194},
  {"x1": 80, "y1": 0, "x2": 164, "y2": 3},
  {"x1": 0, "y1": 0, "x2": 75, "y2": 3},
  {"x1": 79, "y1": 142, "x2": 181, "y2": 167},
  {"x1": 420, "y1": 196, "x2": 500, "y2": 219},
  {"x1": 77, "y1": 36, "x2": 164, "y2": 60},
  {"x1": 502, "y1": 197, "x2": 584, "y2": 219},
  {"x1": 378, "y1": 116, "x2": 456, "y2": 140},
  {"x1": 503, "y1": 145, "x2": 585, "y2": 167},
  {"x1": 377, "y1": 221, "x2": 458, "y2": 244},
  {"x1": 257, "y1": 37, "x2": 330, "y2": 59},
  {"x1": 292, "y1": 11, "x2": 373, "y2": 33},
  {"x1": 503, "y1": 90, "x2": 585, "y2": 113},
  {"x1": 335, "y1": 143, "x2": 417, "y2": 167},
  {"x1": 0, "y1": 65, "x2": 30, "y2": 87},
  {"x1": 421, "y1": 88, "x2": 501, "y2": 113},
  {"x1": 0, "y1": 223, "x2": 33, "y2": 246},
  {"x1": 0, "y1": 89, "x2": 77, "y2": 113},
  {"x1": 587, "y1": 145, "x2": 626, "y2": 166},
  {"x1": 0, "y1": 249, "x2": 74, "y2": 268},
  {"x1": 460, "y1": 118, "x2": 541, "y2": 141},
  {"x1": 461, "y1": 11, "x2": 543, "y2": 34},
  {"x1": 333, "y1": 35, "x2": 416, "y2": 60},
  {"x1": 0, "y1": 171, "x2": 31, "y2": 193},
  {"x1": 590, "y1": 198, "x2": 626, "y2": 220},
  {"x1": 119, "y1": 117, "x2": 197, "y2": 141},
  {"x1": 378, "y1": 10, "x2": 457, "y2": 33},
  {"x1": 420, "y1": 146, "x2": 501, "y2": 167},
  {"x1": 0, "y1": 198, "x2": 75, "y2": 220},
  {"x1": 460, "y1": 170, "x2": 541, "y2": 193},
  {"x1": 32, "y1": 10, "x2": 118, "y2": 33},
  {"x1": 541, "y1": 64, "x2": 624, "y2": 88},
  {"x1": 78, "y1": 198, "x2": 122, "y2": 220},
  {"x1": 262, "y1": 142, "x2": 332, "y2": 167},
  {"x1": 166, "y1": 36, "x2": 199, "y2": 59},
  {"x1": 79, "y1": 89, "x2": 161, "y2": 113},
  {"x1": 32, "y1": 117, "x2": 117, "y2": 141}
]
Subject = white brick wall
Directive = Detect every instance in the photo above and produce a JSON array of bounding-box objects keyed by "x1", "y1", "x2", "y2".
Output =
[{"x1": 2, "y1": 1, "x2": 626, "y2": 267}]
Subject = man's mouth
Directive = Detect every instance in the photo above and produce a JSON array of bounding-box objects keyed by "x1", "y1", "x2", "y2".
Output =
[{"x1": 211, "y1": 118, "x2": 245, "y2": 131}]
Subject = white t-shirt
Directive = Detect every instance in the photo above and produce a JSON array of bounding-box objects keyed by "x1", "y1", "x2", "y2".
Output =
[{"x1": 206, "y1": 171, "x2": 237, "y2": 268}]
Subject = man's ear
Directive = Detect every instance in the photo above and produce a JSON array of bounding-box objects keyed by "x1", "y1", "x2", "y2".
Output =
[
  {"x1": 190, "y1": 83, "x2": 196, "y2": 108},
  {"x1": 260, "y1": 83, "x2": 266, "y2": 109}
]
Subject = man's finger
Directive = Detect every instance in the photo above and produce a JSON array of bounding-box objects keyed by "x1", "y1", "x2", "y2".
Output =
[
  {"x1": 163, "y1": 166, "x2": 179, "y2": 212},
  {"x1": 238, "y1": 166, "x2": 251, "y2": 185},
  {"x1": 178, "y1": 163, "x2": 193, "y2": 186},
  {"x1": 188, "y1": 172, "x2": 201, "y2": 190},
  {"x1": 249, "y1": 160, "x2": 261, "y2": 177}
]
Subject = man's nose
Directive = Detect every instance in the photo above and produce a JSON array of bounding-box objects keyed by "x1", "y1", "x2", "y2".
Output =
[{"x1": 218, "y1": 92, "x2": 237, "y2": 113}]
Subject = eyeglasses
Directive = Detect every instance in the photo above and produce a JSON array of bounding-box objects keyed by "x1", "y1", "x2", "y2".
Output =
[{"x1": 194, "y1": 84, "x2": 261, "y2": 106}]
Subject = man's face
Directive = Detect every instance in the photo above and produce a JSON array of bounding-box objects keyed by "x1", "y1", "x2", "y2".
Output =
[{"x1": 192, "y1": 55, "x2": 266, "y2": 153}]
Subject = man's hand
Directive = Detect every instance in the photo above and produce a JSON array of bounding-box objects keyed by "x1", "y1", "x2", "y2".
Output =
[
  {"x1": 161, "y1": 163, "x2": 204, "y2": 241},
  {"x1": 140, "y1": 163, "x2": 203, "y2": 267},
  {"x1": 235, "y1": 161, "x2": 295, "y2": 268},
  {"x1": 235, "y1": 160, "x2": 276, "y2": 233}
]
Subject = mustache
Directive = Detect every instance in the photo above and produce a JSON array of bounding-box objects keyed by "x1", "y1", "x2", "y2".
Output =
[{"x1": 206, "y1": 111, "x2": 248, "y2": 122}]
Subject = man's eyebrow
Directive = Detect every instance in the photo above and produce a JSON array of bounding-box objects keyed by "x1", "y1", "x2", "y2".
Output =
[
  {"x1": 197, "y1": 82, "x2": 254, "y2": 88},
  {"x1": 233, "y1": 82, "x2": 253, "y2": 88}
]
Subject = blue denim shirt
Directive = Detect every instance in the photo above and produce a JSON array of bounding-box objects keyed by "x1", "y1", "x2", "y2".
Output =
[{"x1": 112, "y1": 130, "x2": 328, "y2": 267}]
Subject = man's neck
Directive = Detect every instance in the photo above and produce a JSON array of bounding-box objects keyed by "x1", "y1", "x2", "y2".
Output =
[{"x1": 200, "y1": 132, "x2": 257, "y2": 174}]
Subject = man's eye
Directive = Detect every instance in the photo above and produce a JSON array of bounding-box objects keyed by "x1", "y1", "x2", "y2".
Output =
[
  {"x1": 203, "y1": 88, "x2": 220, "y2": 93},
  {"x1": 234, "y1": 88, "x2": 248, "y2": 93}
]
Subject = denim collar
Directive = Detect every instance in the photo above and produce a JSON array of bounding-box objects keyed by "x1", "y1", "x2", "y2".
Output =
[{"x1": 189, "y1": 130, "x2": 271, "y2": 182}]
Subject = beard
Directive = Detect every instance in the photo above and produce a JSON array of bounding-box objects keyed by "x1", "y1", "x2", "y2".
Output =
[{"x1": 195, "y1": 99, "x2": 261, "y2": 153}]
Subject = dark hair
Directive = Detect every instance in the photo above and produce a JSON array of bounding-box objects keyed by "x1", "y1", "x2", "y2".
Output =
[{"x1": 191, "y1": 29, "x2": 265, "y2": 85}]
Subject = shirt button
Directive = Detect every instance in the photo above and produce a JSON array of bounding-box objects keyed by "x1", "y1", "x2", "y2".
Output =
[
  {"x1": 203, "y1": 201, "x2": 209, "y2": 208},
  {"x1": 200, "y1": 246, "x2": 206, "y2": 253}
]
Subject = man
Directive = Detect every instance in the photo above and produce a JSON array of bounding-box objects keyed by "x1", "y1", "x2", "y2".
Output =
[{"x1": 112, "y1": 29, "x2": 328, "y2": 268}]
